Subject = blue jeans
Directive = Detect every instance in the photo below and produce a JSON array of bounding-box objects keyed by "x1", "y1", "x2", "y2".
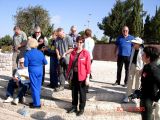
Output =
[
  {"x1": 6, "y1": 79, "x2": 30, "y2": 100},
  {"x1": 50, "y1": 57, "x2": 58, "y2": 88}
]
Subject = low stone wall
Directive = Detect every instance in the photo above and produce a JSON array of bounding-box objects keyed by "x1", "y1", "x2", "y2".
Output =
[{"x1": 0, "y1": 52, "x2": 12, "y2": 75}]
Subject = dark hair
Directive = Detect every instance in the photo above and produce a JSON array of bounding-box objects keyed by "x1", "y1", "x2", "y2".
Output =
[
  {"x1": 56, "y1": 28, "x2": 63, "y2": 32},
  {"x1": 143, "y1": 46, "x2": 160, "y2": 62},
  {"x1": 76, "y1": 36, "x2": 85, "y2": 43},
  {"x1": 13, "y1": 26, "x2": 20, "y2": 30},
  {"x1": 85, "y1": 29, "x2": 92, "y2": 37}
]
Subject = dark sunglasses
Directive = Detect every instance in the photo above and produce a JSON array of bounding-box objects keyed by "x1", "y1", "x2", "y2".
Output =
[{"x1": 77, "y1": 42, "x2": 83, "y2": 44}]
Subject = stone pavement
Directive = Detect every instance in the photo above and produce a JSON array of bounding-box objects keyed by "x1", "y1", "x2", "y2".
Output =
[{"x1": 0, "y1": 58, "x2": 141, "y2": 120}]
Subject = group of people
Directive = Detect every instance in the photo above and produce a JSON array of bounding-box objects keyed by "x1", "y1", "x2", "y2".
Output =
[
  {"x1": 2, "y1": 24, "x2": 160, "y2": 119},
  {"x1": 3, "y1": 25, "x2": 95, "y2": 116},
  {"x1": 114, "y1": 26, "x2": 160, "y2": 120}
]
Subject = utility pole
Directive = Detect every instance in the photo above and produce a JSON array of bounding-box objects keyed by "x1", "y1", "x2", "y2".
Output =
[{"x1": 87, "y1": 13, "x2": 92, "y2": 28}]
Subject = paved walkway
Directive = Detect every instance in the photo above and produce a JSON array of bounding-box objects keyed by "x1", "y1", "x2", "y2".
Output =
[{"x1": 0, "y1": 58, "x2": 141, "y2": 120}]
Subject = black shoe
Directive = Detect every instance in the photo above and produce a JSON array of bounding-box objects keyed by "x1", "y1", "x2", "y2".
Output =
[
  {"x1": 29, "y1": 103, "x2": 41, "y2": 109},
  {"x1": 122, "y1": 84, "x2": 127, "y2": 87},
  {"x1": 86, "y1": 86, "x2": 89, "y2": 93},
  {"x1": 29, "y1": 104, "x2": 41, "y2": 109},
  {"x1": 47, "y1": 84, "x2": 56, "y2": 88},
  {"x1": 76, "y1": 110, "x2": 84, "y2": 116},
  {"x1": 29, "y1": 102, "x2": 33, "y2": 106},
  {"x1": 113, "y1": 82, "x2": 120, "y2": 86},
  {"x1": 67, "y1": 107, "x2": 77, "y2": 113}
]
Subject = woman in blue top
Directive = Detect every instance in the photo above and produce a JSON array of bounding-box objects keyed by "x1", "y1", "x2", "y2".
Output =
[{"x1": 24, "y1": 38, "x2": 47, "y2": 108}]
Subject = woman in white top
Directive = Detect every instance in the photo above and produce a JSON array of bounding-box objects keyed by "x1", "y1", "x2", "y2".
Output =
[{"x1": 84, "y1": 29, "x2": 95, "y2": 80}]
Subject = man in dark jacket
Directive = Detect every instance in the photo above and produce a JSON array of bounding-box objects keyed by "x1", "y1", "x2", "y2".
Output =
[{"x1": 32, "y1": 26, "x2": 48, "y2": 85}]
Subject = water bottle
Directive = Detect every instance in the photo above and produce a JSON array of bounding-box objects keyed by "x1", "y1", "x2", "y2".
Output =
[{"x1": 18, "y1": 106, "x2": 28, "y2": 116}]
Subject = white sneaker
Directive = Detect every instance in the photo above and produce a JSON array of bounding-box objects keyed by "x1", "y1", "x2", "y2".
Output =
[
  {"x1": 12, "y1": 98, "x2": 19, "y2": 105},
  {"x1": 132, "y1": 98, "x2": 140, "y2": 104},
  {"x1": 3, "y1": 96, "x2": 13, "y2": 103},
  {"x1": 123, "y1": 96, "x2": 129, "y2": 103}
]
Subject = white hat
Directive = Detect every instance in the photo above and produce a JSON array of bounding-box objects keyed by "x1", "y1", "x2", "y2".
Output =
[{"x1": 131, "y1": 37, "x2": 144, "y2": 44}]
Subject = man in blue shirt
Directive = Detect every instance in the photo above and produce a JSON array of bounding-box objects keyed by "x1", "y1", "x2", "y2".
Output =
[{"x1": 114, "y1": 26, "x2": 134, "y2": 87}]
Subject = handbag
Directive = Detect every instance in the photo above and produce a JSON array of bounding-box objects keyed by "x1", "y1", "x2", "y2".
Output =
[
  {"x1": 68, "y1": 68, "x2": 73, "y2": 81},
  {"x1": 67, "y1": 52, "x2": 81, "y2": 81},
  {"x1": 128, "y1": 89, "x2": 142, "y2": 99}
]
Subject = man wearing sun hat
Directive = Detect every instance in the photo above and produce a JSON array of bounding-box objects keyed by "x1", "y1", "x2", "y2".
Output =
[{"x1": 123, "y1": 37, "x2": 144, "y2": 103}]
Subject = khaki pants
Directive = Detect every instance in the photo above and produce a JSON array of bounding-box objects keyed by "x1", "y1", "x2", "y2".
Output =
[
  {"x1": 126, "y1": 63, "x2": 141, "y2": 96},
  {"x1": 153, "y1": 101, "x2": 160, "y2": 120}
]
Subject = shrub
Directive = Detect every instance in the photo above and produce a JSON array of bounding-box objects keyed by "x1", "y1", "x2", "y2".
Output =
[{"x1": 1, "y1": 45, "x2": 12, "y2": 53}]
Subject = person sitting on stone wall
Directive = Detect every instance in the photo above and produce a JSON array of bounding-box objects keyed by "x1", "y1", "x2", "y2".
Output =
[{"x1": 3, "y1": 58, "x2": 30, "y2": 105}]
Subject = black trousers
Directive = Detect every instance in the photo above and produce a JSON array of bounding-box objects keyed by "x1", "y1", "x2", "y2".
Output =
[
  {"x1": 116, "y1": 55, "x2": 130, "y2": 84},
  {"x1": 140, "y1": 98, "x2": 154, "y2": 120},
  {"x1": 58, "y1": 63, "x2": 67, "y2": 87},
  {"x1": 71, "y1": 72, "x2": 86, "y2": 110},
  {"x1": 42, "y1": 65, "x2": 45, "y2": 85},
  {"x1": 89, "y1": 59, "x2": 93, "y2": 79}
]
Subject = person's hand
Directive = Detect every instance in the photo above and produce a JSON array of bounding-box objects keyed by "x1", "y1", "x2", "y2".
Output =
[
  {"x1": 62, "y1": 53, "x2": 66, "y2": 58},
  {"x1": 13, "y1": 77, "x2": 18, "y2": 81},
  {"x1": 39, "y1": 39, "x2": 44, "y2": 45},
  {"x1": 57, "y1": 55, "x2": 61, "y2": 60},
  {"x1": 41, "y1": 46, "x2": 47, "y2": 51},
  {"x1": 14, "y1": 46, "x2": 18, "y2": 51},
  {"x1": 85, "y1": 77, "x2": 90, "y2": 86}
]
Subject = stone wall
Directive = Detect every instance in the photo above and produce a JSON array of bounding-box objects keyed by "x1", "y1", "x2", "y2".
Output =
[{"x1": 0, "y1": 51, "x2": 12, "y2": 75}]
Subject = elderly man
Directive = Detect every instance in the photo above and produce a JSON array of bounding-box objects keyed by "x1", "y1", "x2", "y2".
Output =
[
  {"x1": 32, "y1": 26, "x2": 48, "y2": 50},
  {"x1": 55, "y1": 28, "x2": 73, "y2": 91},
  {"x1": 4, "y1": 58, "x2": 30, "y2": 105},
  {"x1": 114, "y1": 26, "x2": 134, "y2": 87},
  {"x1": 69, "y1": 25, "x2": 80, "y2": 48},
  {"x1": 31, "y1": 26, "x2": 48, "y2": 84},
  {"x1": 12, "y1": 26, "x2": 27, "y2": 76}
]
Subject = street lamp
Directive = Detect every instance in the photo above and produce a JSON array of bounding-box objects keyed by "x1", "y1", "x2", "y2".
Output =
[{"x1": 87, "y1": 13, "x2": 92, "y2": 28}]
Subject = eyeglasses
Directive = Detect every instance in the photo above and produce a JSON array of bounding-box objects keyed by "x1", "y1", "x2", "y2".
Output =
[
  {"x1": 77, "y1": 42, "x2": 83, "y2": 44},
  {"x1": 123, "y1": 30, "x2": 128, "y2": 32}
]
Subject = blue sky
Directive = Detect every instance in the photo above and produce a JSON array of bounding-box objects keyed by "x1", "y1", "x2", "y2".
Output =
[{"x1": 0, "y1": 0, "x2": 160, "y2": 39}]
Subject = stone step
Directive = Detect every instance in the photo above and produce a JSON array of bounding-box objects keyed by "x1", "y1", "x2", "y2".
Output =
[
  {"x1": 0, "y1": 72, "x2": 141, "y2": 119},
  {"x1": 0, "y1": 78, "x2": 126, "y2": 102},
  {"x1": 0, "y1": 83, "x2": 141, "y2": 116}
]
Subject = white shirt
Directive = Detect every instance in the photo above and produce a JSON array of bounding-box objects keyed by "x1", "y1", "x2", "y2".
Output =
[
  {"x1": 14, "y1": 67, "x2": 30, "y2": 84},
  {"x1": 84, "y1": 37, "x2": 95, "y2": 59}
]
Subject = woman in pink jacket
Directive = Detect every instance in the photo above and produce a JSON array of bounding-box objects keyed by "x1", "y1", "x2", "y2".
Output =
[{"x1": 67, "y1": 36, "x2": 91, "y2": 116}]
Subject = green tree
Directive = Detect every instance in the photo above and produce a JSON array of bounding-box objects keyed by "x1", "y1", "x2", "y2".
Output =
[
  {"x1": 144, "y1": 6, "x2": 160, "y2": 43},
  {"x1": 78, "y1": 31, "x2": 85, "y2": 36},
  {"x1": 127, "y1": 0, "x2": 144, "y2": 36},
  {"x1": 143, "y1": 15, "x2": 152, "y2": 43},
  {"x1": 92, "y1": 34, "x2": 99, "y2": 42},
  {"x1": 0, "y1": 35, "x2": 12, "y2": 48},
  {"x1": 100, "y1": 35, "x2": 109, "y2": 43},
  {"x1": 98, "y1": 0, "x2": 145, "y2": 39},
  {"x1": 14, "y1": 5, "x2": 52, "y2": 36}
]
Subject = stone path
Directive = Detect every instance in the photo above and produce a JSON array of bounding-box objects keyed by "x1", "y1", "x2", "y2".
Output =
[{"x1": 0, "y1": 59, "x2": 141, "y2": 120}]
